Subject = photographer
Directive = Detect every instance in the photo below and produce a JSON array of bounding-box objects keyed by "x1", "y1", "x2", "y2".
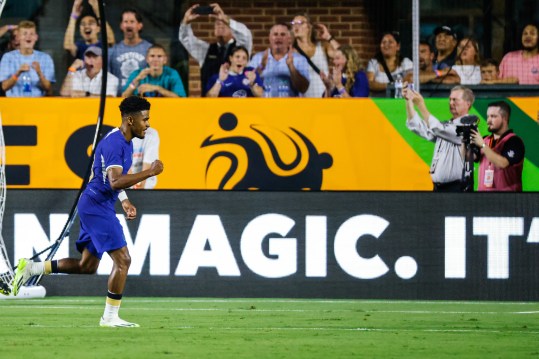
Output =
[
  {"x1": 470, "y1": 101, "x2": 525, "y2": 191},
  {"x1": 403, "y1": 84, "x2": 475, "y2": 192}
]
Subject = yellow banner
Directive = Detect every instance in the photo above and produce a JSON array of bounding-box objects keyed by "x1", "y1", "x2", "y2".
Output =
[{"x1": 0, "y1": 98, "x2": 431, "y2": 190}]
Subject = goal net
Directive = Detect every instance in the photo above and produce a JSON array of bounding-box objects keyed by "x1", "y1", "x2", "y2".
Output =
[
  {"x1": 0, "y1": 113, "x2": 12, "y2": 294},
  {"x1": 0, "y1": 113, "x2": 46, "y2": 298}
]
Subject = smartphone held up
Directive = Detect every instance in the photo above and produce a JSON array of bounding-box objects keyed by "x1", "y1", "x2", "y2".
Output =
[{"x1": 193, "y1": 5, "x2": 214, "y2": 15}]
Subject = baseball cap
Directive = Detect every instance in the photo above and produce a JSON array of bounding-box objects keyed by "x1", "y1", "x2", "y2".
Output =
[
  {"x1": 433, "y1": 25, "x2": 457, "y2": 40},
  {"x1": 84, "y1": 46, "x2": 102, "y2": 57}
]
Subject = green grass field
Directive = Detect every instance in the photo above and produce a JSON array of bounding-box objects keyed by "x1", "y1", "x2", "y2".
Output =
[{"x1": 1, "y1": 297, "x2": 538, "y2": 358}]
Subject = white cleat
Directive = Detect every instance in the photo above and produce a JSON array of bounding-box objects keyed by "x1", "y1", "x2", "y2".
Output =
[
  {"x1": 11, "y1": 259, "x2": 33, "y2": 296},
  {"x1": 99, "y1": 316, "x2": 140, "y2": 328}
]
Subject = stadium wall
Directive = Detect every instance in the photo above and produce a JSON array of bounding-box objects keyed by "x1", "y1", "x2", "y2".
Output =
[
  {"x1": 4, "y1": 190, "x2": 539, "y2": 300},
  {"x1": 2, "y1": 98, "x2": 538, "y2": 191}
]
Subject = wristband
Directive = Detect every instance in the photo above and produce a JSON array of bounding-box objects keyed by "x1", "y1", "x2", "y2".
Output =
[
  {"x1": 68, "y1": 66, "x2": 77, "y2": 72},
  {"x1": 481, "y1": 143, "x2": 486, "y2": 149},
  {"x1": 338, "y1": 87, "x2": 346, "y2": 95},
  {"x1": 11, "y1": 74, "x2": 18, "y2": 81},
  {"x1": 71, "y1": 13, "x2": 79, "y2": 20},
  {"x1": 129, "y1": 83, "x2": 136, "y2": 90},
  {"x1": 216, "y1": 79, "x2": 223, "y2": 86},
  {"x1": 118, "y1": 190, "x2": 128, "y2": 202},
  {"x1": 435, "y1": 69, "x2": 442, "y2": 77},
  {"x1": 328, "y1": 36, "x2": 334, "y2": 42}
]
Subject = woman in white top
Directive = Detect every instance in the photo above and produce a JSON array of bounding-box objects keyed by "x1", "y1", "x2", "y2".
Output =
[
  {"x1": 453, "y1": 37, "x2": 482, "y2": 85},
  {"x1": 367, "y1": 31, "x2": 413, "y2": 94},
  {"x1": 291, "y1": 13, "x2": 340, "y2": 97}
]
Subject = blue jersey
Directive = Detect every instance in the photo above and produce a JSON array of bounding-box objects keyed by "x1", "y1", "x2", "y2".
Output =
[
  {"x1": 206, "y1": 67, "x2": 263, "y2": 97},
  {"x1": 84, "y1": 128, "x2": 133, "y2": 207}
]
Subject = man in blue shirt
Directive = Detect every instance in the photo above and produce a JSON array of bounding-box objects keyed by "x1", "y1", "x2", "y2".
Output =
[
  {"x1": 12, "y1": 96, "x2": 164, "y2": 328},
  {"x1": 248, "y1": 23, "x2": 310, "y2": 97},
  {"x1": 108, "y1": 8, "x2": 153, "y2": 95},
  {"x1": 122, "y1": 44, "x2": 186, "y2": 97}
]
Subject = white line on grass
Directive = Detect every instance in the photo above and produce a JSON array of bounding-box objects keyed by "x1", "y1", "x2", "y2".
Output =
[
  {"x1": 2, "y1": 323, "x2": 538, "y2": 335},
  {"x1": 1, "y1": 305, "x2": 537, "y2": 315},
  {"x1": 8, "y1": 298, "x2": 538, "y2": 306}
]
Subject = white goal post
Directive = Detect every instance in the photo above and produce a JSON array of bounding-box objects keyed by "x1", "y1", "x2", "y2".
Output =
[{"x1": 0, "y1": 113, "x2": 46, "y2": 299}]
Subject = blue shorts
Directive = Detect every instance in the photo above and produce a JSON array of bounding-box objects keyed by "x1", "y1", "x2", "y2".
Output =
[{"x1": 76, "y1": 193, "x2": 127, "y2": 260}]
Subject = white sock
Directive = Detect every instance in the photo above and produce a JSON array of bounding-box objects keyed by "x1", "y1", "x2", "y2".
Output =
[
  {"x1": 29, "y1": 261, "x2": 45, "y2": 276},
  {"x1": 103, "y1": 302, "x2": 120, "y2": 320}
]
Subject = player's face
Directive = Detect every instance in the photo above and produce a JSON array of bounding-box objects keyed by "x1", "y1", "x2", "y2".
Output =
[
  {"x1": 486, "y1": 106, "x2": 505, "y2": 134},
  {"x1": 131, "y1": 110, "x2": 150, "y2": 139}
]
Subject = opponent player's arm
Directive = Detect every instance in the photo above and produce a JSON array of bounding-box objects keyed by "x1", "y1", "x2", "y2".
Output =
[{"x1": 107, "y1": 160, "x2": 163, "y2": 190}]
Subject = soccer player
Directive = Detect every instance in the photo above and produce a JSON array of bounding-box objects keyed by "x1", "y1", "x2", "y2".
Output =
[{"x1": 12, "y1": 96, "x2": 164, "y2": 328}]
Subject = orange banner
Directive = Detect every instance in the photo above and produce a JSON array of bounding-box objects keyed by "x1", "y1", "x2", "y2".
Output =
[{"x1": 0, "y1": 98, "x2": 431, "y2": 190}]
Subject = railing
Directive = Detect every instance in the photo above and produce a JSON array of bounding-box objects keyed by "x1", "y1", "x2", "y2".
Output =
[{"x1": 383, "y1": 84, "x2": 539, "y2": 98}]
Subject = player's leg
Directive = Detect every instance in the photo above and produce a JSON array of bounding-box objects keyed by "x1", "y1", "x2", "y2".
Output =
[
  {"x1": 99, "y1": 246, "x2": 139, "y2": 328},
  {"x1": 55, "y1": 248, "x2": 101, "y2": 274},
  {"x1": 11, "y1": 249, "x2": 100, "y2": 295}
]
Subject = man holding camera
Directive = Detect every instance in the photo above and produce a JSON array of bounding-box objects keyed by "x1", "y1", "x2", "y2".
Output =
[
  {"x1": 403, "y1": 84, "x2": 475, "y2": 192},
  {"x1": 470, "y1": 101, "x2": 525, "y2": 191},
  {"x1": 179, "y1": 3, "x2": 253, "y2": 96}
]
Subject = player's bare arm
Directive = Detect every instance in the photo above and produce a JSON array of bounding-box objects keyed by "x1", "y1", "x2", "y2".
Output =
[{"x1": 107, "y1": 160, "x2": 163, "y2": 190}]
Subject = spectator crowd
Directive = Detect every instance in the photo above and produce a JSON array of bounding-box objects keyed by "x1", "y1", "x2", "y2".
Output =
[
  {"x1": 0, "y1": 2, "x2": 537, "y2": 99},
  {"x1": 0, "y1": 2, "x2": 531, "y2": 193}
]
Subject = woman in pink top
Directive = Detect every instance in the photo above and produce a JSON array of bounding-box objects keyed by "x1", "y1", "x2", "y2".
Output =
[{"x1": 499, "y1": 22, "x2": 539, "y2": 84}]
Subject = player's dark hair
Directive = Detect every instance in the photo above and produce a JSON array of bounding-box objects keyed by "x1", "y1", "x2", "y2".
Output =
[{"x1": 119, "y1": 96, "x2": 151, "y2": 117}]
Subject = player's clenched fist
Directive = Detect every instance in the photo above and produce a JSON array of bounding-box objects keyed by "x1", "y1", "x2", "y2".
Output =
[{"x1": 150, "y1": 159, "x2": 164, "y2": 176}]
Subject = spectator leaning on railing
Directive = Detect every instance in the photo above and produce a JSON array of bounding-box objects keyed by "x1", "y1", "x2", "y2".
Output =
[
  {"x1": 499, "y1": 22, "x2": 539, "y2": 84},
  {"x1": 122, "y1": 44, "x2": 186, "y2": 98},
  {"x1": 453, "y1": 37, "x2": 482, "y2": 85},
  {"x1": 366, "y1": 31, "x2": 413, "y2": 94},
  {"x1": 0, "y1": 20, "x2": 55, "y2": 97},
  {"x1": 479, "y1": 58, "x2": 515, "y2": 85},
  {"x1": 417, "y1": 40, "x2": 459, "y2": 84},
  {"x1": 60, "y1": 46, "x2": 119, "y2": 97}
]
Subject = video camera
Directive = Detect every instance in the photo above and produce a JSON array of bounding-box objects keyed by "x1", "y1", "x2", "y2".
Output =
[{"x1": 455, "y1": 115, "x2": 479, "y2": 143}]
